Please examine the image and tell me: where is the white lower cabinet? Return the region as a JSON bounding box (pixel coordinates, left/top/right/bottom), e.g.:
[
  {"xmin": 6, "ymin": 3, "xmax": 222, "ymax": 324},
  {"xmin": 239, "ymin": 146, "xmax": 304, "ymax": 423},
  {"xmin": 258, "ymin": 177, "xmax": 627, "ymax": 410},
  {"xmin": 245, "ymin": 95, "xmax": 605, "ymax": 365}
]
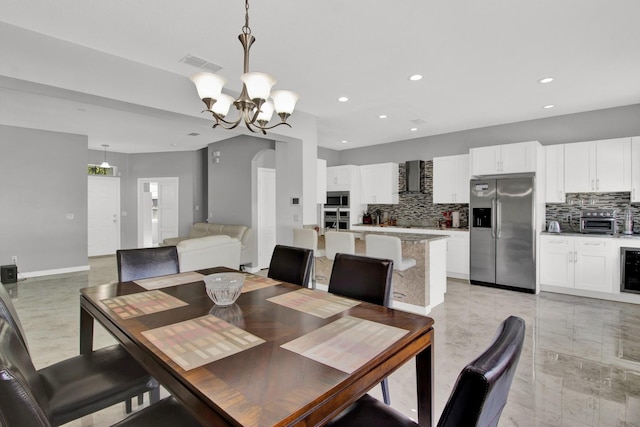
[{"xmin": 540, "ymin": 235, "xmax": 614, "ymax": 293}]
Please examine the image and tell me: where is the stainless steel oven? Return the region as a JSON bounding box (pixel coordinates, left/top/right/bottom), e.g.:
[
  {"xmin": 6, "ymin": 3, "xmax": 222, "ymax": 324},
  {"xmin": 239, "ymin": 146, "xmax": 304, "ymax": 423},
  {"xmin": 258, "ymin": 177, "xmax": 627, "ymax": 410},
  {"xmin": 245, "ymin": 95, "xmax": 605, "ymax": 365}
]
[
  {"xmin": 325, "ymin": 191, "xmax": 349, "ymax": 208},
  {"xmin": 580, "ymin": 209, "xmax": 616, "ymax": 235},
  {"xmin": 324, "ymin": 209, "xmax": 350, "ymax": 230},
  {"xmin": 621, "ymin": 247, "xmax": 640, "ymax": 294}
]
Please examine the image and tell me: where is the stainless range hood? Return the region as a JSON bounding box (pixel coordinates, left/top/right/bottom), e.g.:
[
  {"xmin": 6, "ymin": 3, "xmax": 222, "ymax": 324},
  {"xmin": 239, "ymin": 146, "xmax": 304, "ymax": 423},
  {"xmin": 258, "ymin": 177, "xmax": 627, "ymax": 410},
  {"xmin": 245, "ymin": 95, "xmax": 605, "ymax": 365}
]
[{"xmin": 402, "ymin": 160, "xmax": 424, "ymax": 193}]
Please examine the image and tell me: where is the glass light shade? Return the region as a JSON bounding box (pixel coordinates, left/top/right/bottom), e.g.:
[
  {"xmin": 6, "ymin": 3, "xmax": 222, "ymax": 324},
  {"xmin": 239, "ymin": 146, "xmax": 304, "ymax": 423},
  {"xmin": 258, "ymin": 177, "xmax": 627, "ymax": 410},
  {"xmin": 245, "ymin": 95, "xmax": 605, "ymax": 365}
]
[
  {"xmin": 256, "ymin": 100, "xmax": 274, "ymax": 123},
  {"xmin": 271, "ymin": 90, "xmax": 299, "ymax": 114},
  {"xmin": 211, "ymin": 94, "xmax": 235, "ymax": 117},
  {"xmin": 190, "ymin": 72, "xmax": 227, "ymax": 100},
  {"xmin": 240, "ymin": 72, "xmax": 276, "ymax": 101}
]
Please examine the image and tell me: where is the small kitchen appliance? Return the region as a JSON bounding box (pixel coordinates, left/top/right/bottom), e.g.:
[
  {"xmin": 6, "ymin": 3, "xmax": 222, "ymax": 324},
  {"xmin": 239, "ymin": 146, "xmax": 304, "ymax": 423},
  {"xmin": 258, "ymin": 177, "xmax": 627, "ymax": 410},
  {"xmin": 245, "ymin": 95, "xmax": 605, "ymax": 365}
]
[
  {"xmin": 580, "ymin": 209, "xmax": 616, "ymax": 234},
  {"xmin": 623, "ymin": 208, "xmax": 634, "ymax": 235},
  {"xmin": 547, "ymin": 221, "xmax": 561, "ymax": 233}
]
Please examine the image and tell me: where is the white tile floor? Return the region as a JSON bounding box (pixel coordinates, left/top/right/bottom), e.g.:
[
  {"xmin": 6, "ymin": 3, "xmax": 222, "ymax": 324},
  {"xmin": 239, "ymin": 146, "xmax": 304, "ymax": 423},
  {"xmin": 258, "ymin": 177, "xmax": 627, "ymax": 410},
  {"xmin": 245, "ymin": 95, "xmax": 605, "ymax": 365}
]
[{"xmin": 7, "ymin": 256, "xmax": 640, "ymax": 426}]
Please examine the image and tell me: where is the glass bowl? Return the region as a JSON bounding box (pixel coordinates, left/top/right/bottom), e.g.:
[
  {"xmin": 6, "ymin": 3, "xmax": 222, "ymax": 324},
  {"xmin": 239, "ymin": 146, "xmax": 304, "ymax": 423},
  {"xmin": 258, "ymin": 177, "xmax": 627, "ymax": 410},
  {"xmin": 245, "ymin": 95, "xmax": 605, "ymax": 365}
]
[{"xmin": 204, "ymin": 272, "xmax": 245, "ymax": 306}]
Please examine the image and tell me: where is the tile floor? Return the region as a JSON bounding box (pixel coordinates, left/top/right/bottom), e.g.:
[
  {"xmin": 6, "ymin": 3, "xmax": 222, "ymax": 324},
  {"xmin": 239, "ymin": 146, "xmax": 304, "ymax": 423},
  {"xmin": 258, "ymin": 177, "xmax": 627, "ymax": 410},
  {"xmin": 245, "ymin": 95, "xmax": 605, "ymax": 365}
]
[{"xmin": 6, "ymin": 256, "xmax": 640, "ymax": 427}]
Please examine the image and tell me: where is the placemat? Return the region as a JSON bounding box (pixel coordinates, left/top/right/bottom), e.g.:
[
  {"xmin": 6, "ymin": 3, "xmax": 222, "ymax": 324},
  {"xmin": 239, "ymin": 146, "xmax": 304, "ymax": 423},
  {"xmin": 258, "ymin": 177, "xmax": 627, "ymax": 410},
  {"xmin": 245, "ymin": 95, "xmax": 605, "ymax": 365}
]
[
  {"xmin": 281, "ymin": 316, "xmax": 408, "ymax": 373},
  {"xmin": 101, "ymin": 290, "xmax": 188, "ymax": 319},
  {"xmin": 142, "ymin": 315, "xmax": 265, "ymax": 371},
  {"xmin": 135, "ymin": 272, "xmax": 205, "ymax": 290},
  {"xmin": 242, "ymin": 274, "xmax": 282, "ymax": 293},
  {"xmin": 267, "ymin": 288, "xmax": 360, "ymax": 319}
]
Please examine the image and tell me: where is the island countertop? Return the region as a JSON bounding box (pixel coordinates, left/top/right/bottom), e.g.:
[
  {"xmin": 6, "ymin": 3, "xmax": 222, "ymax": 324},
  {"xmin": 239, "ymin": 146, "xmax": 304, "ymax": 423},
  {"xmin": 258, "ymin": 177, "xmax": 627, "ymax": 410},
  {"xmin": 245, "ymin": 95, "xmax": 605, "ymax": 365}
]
[{"xmin": 349, "ymin": 229, "xmax": 448, "ymax": 244}]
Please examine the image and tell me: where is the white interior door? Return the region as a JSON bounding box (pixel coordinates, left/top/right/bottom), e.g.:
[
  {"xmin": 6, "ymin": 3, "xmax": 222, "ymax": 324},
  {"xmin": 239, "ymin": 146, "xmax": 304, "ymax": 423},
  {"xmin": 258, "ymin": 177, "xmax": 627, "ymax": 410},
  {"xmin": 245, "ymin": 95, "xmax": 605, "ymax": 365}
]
[
  {"xmin": 138, "ymin": 177, "xmax": 179, "ymax": 247},
  {"xmin": 88, "ymin": 176, "xmax": 120, "ymax": 256},
  {"xmin": 257, "ymin": 168, "xmax": 276, "ymax": 269}
]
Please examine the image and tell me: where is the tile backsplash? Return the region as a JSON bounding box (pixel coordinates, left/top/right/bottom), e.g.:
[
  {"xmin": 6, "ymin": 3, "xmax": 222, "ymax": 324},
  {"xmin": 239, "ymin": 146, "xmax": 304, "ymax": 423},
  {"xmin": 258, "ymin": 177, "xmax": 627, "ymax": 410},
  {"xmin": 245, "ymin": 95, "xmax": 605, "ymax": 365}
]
[
  {"xmin": 365, "ymin": 160, "xmax": 469, "ymax": 228},
  {"xmin": 546, "ymin": 192, "xmax": 640, "ymax": 233}
]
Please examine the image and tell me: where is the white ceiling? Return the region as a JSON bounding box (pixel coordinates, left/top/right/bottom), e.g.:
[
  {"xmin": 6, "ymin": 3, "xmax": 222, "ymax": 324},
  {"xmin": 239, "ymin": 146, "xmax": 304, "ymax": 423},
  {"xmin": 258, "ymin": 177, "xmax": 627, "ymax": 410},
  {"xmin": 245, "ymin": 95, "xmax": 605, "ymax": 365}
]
[{"xmin": 1, "ymin": 0, "xmax": 640, "ymax": 153}]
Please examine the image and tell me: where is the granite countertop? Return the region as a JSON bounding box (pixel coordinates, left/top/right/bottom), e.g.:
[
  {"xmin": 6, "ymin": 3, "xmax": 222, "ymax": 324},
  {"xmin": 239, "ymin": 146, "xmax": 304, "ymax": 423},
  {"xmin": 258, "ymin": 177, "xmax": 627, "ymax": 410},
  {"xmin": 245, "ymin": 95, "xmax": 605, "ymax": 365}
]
[
  {"xmin": 352, "ymin": 224, "xmax": 469, "ymax": 232},
  {"xmin": 351, "ymin": 229, "xmax": 448, "ymax": 243},
  {"xmin": 541, "ymin": 231, "xmax": 640, "ymax": 240}
]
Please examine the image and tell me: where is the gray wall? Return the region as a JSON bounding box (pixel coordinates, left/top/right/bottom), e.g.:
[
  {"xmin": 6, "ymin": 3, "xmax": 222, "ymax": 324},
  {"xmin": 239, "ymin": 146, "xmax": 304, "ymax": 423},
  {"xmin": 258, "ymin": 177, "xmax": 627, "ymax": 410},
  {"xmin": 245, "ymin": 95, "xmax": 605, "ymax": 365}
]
[
  {"xmin": 318, "ymin": 146, "xmax": 340, "ymax": 166},
  {"xmin": 0, "ymin": 125, "xmax": 88, "ymax": 272},
  {"xmin": 208, "ymin": 136, "xmax": 275, "ymax": 226},
  {"xmin": 335, "ymin": 104, "xmax": 640, "ymax": 165},
  {"xmin": 88, "ymin": 148, "xmax": 208, "ymax": 249}
]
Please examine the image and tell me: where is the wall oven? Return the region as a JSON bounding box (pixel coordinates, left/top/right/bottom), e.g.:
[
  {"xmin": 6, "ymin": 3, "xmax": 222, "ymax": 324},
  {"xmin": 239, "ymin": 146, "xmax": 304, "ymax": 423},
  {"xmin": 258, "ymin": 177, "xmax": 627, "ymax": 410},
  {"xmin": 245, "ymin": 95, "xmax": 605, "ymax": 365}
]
[
  {"xmin": 580, "ymin": 209, "xmax": 616, "ymax": 235},
  {"xmin": 324, "ymin": 210, "xmax": 350, "ymax": 230},
  {"xmin": 621, "ymin": 247, "xmax": 640, "ymax": 294},
  {"xmin": 325, "ymin": 191, "xmax": 349, "ymax": 208}
]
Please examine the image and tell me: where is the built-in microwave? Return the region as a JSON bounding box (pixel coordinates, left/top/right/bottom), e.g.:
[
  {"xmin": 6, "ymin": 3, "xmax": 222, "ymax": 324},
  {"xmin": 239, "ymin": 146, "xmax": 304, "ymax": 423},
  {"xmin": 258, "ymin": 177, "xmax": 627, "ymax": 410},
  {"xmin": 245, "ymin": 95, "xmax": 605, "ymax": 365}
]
[{"xmin": 325, "ymin": 191, "xmax": 349, "ymax": 207}]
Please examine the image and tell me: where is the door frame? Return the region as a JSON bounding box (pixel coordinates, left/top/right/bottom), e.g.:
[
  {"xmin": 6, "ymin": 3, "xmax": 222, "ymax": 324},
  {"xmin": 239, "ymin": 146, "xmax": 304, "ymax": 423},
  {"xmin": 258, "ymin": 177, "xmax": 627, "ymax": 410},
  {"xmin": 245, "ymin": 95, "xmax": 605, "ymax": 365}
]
[{"xmin": 137, "ymin": 177, "xmax": 179, "ymax": 248}]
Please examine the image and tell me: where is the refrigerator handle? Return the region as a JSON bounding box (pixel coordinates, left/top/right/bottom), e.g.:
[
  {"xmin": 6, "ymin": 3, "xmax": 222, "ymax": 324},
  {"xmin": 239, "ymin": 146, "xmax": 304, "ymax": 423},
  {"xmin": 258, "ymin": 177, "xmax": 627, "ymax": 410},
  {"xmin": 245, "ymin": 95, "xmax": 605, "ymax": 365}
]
[
  {"xmin": 491, "ymin": 198, "xmax": 497, "ymax": 238},
  {"xmin": 496, "ymin": 199, "xmax": 502, "ymax": 239}
]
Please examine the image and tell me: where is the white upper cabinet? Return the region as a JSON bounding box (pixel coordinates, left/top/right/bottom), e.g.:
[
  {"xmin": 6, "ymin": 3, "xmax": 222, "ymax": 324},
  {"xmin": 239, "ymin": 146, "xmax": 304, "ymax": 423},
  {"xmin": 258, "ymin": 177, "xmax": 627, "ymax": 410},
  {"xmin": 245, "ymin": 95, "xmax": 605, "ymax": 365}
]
[
  {"xmin": 326, "ymin": 165, "xmax": 359, "ymax": 191},
  {"xmin": 631, "ymin": 137, "xmax": 640, "ymax": 203},
  {"xmin": 433, "ymin": 154, "xmax": 470, "ymax": 204},
  {"xmin": 564, "ymin": 138, "xmax": 631, "ymax": 193},
  {"xmin": 360, "ymin": 163, "xmax": 399, "ymax": 204},
  {"xmin": 470, "ymin": 141, "xmax": 539, "ymax": 176},
  {"xmin": 545, "ymin": 145, "xmax": 565, "ymax": 203},
  {"xmin": 317, "ymin": 159, "xmax": 327, "ymax": 204}
]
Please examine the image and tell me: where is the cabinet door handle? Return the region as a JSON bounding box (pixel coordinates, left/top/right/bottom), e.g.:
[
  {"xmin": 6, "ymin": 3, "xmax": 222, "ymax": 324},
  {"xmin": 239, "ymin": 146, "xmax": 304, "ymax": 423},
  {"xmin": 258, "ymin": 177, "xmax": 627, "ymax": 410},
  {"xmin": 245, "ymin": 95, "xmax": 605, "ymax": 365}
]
[
  {"xmin": 574, "ymin": 251, "xmax": 578, "ymax": 263},
  {"xmin": 591, "ymin": 179, "xmax": 595, "ymax": 190},
  {"xmin": 583, "ymin": 242, "xmax": 603, "ymax": 246},
  {"xmin": 596, "ymin": 178, "xmax": 600, "ymax": 190},
  {"xmin": 568, "ymin": 251, "xmax": 573, "ymax": 263}
]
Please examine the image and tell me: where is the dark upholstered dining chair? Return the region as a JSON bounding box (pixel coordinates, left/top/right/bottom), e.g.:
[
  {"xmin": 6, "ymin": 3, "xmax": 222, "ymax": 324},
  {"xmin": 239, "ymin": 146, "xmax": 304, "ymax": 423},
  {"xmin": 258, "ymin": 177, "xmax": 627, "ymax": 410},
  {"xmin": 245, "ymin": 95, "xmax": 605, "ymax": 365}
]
[
  {"xmin": 325, "ymin": 316, "xmax": 527, "ymax": 427},
  {"xmin": 328, "ymin": 253, "xmax": 394, "ymax": 405},
  {"xmin": 267, "ymin": 245, "xmax": 314, "ymax": 287},
  {"xmin": 0, "ymin": 318, "xmax": 202, "ymax": 427},
  {"xmin": 0, "ymin": 283, "xmax": 160, "ymax": 425},
  {"xmin": 116, "ymin": 246, "xmax": 180, "ymax": 282}
]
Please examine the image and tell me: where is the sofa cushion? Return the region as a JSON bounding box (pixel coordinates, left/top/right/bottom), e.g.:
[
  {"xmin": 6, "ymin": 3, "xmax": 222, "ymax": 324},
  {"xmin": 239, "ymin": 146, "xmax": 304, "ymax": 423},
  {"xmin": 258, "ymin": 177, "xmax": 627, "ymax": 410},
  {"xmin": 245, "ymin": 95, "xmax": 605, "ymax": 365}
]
[
  {"xmin": 207, "ymin": 224, "xmax": 247, "ymax": 241},
  {"xmin": 188, "ymin": 223, "xmax": 213, "ymax": 239},
  {"xmin": 177, "ymin": 235, "xmax": 241, "ymax": 271}
]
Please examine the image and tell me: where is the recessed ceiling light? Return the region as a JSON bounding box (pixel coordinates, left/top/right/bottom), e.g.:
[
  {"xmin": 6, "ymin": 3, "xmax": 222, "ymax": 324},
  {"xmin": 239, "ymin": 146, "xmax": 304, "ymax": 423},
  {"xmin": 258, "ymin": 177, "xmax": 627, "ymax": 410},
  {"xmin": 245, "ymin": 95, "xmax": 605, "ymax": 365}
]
[
  {"xmin": 409, "ymin": 74, "xmax": 423, "ymax": 81},
  {"xmin": 538, "ymin": 77, "xmax": 554, "ymax": 84},
  {"xmin": 171, "ymin": 143, "xmax": 179, "ymax": 147},
  {"xmin": 187, "ymin": 132, "xmax": 200, "ymax": 136},
  {"xmin": 378, "ymin": 115, "xmax": 388, "ymax": 119},
  {"xmin": 337, "ymin": 96, "xmax": 349, "ymax": 102},
  {"xmin": 341, "ymin": 140, "xmax": 348, "ymax": 144},
  {"xmin": 410, "ymin": 128, "xmax": 418, "ymax": 132},
  {"xmin": 543, "ymin": 104, "xmax": 555, "ymax": 109}
]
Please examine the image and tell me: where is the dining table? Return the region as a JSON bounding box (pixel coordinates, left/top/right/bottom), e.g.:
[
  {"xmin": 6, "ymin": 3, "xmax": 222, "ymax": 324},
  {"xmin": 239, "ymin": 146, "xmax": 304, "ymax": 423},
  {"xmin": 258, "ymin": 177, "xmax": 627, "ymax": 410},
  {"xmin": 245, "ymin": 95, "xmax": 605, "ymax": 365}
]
[{"xmin": 79, "ymin": 267, "xmax": 435, "ymax": 426}]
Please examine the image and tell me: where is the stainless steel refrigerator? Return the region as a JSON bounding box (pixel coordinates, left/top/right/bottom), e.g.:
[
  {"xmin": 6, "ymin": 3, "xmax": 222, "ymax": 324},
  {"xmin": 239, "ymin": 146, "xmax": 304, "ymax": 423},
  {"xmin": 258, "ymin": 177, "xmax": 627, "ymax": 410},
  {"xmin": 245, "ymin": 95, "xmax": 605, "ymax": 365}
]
[{"xmin": 470, "ymin": 176, "xmax": 535, "ymax": 293}]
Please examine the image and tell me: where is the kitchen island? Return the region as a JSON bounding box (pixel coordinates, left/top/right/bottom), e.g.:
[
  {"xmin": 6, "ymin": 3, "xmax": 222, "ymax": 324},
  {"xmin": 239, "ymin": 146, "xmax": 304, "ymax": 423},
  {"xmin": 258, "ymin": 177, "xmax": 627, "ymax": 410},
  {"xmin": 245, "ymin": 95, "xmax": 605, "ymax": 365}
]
[{"xmin": 316, "ymin": 230, "xmax": 448, "ymax": 315}]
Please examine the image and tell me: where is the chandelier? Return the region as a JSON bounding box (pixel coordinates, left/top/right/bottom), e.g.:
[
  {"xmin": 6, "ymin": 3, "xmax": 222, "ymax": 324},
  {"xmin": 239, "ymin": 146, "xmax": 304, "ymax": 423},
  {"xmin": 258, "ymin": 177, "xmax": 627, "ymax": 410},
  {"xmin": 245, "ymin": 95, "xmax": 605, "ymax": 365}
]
[{"xmin": 190, "ymin": 0, "xmax": 299, "ymax": 134}]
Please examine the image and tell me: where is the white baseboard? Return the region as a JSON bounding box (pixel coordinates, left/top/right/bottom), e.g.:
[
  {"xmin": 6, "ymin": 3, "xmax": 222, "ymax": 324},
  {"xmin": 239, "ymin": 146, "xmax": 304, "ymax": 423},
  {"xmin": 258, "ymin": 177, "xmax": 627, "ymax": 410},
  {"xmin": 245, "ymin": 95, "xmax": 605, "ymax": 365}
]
[
  {"xmin": 391, "ymin": 300, "xmax": 431, "ymax": 316},
  {"xmin": 243, "ymin": 265, "xmax": 262, "ymax": 274},
  {"xmin": 20, "ymin": 265, "xmax": 90, "ymax": 278}
]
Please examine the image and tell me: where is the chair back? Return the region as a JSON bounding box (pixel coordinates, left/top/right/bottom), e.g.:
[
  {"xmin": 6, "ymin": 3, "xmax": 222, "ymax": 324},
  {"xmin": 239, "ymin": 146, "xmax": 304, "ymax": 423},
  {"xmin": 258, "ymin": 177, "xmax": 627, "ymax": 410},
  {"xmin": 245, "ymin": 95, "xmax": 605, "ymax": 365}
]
[
  {"xmin": 0, "ymin": 318, "xmax": 53, "ymax": 426},
  {"xmin": 324, "ymin": 231, "xmax": 355, "ymax": 261},
  {"xmin": 267, "ymin": 245, "xmax": 314, "ymax": 287},
  {"xmin": 437, "ymin": 316, "xmax": 526, "ymax": 427},
  {"xmin": 116, "ymin": 246, "xmax": 180, "ymax": 282},
  {"xmin": 0, "ymin": 283, "xmax": 29, "ymax": 352},
  {"xmin": 328, "ymin": 253, "xmax": 393, "ymax": 306},
  {"xmin": 365, "ymin": 234, "xmax": 402, "ymax": 264}
]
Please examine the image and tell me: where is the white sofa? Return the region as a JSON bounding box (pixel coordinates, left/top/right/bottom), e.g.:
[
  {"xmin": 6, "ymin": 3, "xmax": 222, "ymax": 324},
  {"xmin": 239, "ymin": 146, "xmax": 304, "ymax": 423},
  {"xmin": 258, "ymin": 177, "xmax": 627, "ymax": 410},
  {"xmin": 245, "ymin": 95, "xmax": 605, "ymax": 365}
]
[
  {"xmin": 177, "ymin": 235, "xmax": 241, "ymax": 272},
  {"xmin": 162, "ymin": 223, "xmax": 255, "ymax": 266}
]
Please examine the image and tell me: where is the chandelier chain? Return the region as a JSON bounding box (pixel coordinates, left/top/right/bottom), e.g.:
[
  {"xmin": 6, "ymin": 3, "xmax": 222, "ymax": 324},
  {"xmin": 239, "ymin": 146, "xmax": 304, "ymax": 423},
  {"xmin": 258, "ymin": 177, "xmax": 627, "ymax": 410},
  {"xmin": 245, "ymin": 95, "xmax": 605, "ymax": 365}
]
[{"xmin": 242, "ymin": 0, "xmax": 251, "ymax": 35}]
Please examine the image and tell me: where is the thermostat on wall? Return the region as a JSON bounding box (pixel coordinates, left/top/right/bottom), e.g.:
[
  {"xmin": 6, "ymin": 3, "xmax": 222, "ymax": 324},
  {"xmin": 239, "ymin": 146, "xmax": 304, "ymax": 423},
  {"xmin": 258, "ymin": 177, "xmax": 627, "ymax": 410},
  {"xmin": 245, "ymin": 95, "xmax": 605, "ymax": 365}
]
[{"xmin": 291, "ymin": 197, "xmax": 300, "ymax": 205}]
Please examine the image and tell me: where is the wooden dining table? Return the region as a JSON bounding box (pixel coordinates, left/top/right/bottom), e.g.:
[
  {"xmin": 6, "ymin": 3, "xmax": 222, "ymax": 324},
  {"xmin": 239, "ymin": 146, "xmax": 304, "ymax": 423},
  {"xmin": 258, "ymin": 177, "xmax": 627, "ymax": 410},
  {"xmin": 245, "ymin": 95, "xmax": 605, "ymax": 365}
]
[{"xmin": 79, "ymin": 267, "xmax": 435, "ymax": 426}]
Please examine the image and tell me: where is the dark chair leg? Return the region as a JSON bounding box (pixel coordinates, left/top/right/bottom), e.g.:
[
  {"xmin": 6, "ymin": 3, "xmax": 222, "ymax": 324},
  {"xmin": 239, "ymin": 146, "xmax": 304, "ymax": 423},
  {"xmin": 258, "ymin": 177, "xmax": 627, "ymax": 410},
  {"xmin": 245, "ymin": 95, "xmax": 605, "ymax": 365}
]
[
  {"xmin": 150, "ymin": 385, "xmax": 161, "ymax": 404},
  {"xmin": 125, "ymin": 398, "xmax": 132, "ymax": 413},
  {"xmin": 381, "ymin": 378, "xmax": 391, "ymax": 405}
]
